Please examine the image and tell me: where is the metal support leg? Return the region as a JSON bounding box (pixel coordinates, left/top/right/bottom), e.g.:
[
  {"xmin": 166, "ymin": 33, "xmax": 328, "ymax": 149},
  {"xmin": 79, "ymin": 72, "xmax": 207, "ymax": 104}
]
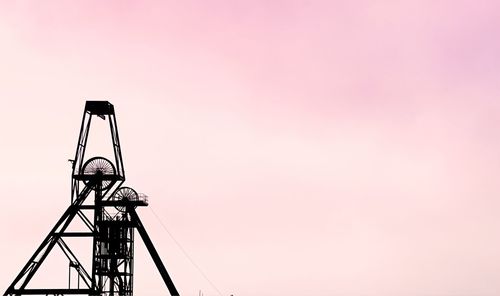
[{"xmin": 129, "ymin": 208, "xmax": 180, "ymax": 296}]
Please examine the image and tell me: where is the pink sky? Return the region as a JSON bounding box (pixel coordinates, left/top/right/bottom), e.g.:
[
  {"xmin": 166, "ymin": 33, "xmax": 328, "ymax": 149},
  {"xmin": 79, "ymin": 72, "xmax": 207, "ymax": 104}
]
[{"xmin": 1, "ymin": 1, "xmax": 500, "ymax": 295}]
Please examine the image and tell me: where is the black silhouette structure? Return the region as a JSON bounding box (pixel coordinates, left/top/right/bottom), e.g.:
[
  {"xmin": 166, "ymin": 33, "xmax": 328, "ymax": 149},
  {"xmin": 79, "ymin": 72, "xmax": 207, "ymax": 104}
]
[{"xmin": 4, "ymin": 101, "xmax": 180, "ymax": 296}]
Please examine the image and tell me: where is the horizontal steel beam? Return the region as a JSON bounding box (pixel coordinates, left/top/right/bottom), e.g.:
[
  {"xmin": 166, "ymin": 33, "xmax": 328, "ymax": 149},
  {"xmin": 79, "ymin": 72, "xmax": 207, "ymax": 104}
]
[
  {"xmin": 6, "ymin": 288, "xmax": 97, "ymax": 295},
  {"xmin": 56, "ymin": 232, "xmax": 95, "ymax": 237}
]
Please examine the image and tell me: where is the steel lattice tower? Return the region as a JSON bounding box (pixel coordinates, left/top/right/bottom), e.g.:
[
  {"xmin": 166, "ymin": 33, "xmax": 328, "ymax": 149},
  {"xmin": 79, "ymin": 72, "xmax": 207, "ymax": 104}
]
[{"xmin": 4, "ymin": 101, "xmax": 180, "ymax": 296}]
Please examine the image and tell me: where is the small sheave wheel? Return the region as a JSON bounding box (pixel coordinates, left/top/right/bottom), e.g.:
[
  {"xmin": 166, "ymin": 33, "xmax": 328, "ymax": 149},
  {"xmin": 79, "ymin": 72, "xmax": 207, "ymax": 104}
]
[
  {"xmin": 82, "ymin": 157, "xmax": 116, "ymax": 190},
  {"xmin": 112, "ymin": 186, "xmax": 138, "ymax": 212}
]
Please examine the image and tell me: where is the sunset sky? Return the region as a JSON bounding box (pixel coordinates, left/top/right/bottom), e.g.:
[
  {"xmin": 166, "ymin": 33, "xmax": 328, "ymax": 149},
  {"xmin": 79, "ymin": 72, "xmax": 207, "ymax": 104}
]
[{"xmin": 1, "ymin": 1, "xmax": 500, "ymax": 296}]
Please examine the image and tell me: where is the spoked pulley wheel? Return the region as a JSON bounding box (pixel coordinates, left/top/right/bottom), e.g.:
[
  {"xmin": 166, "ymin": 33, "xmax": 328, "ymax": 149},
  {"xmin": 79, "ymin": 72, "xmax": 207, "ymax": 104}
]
[
  {"xmin": 111, "ymin": 186, "xmax": 138, "ymax": 212},
  {"xmin": 82, "ymin": 156, "xmax": 116, "ymax": 190}
]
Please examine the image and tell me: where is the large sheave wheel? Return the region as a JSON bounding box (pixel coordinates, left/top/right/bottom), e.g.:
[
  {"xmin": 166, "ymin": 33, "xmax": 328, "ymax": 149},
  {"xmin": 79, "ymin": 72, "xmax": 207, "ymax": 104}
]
[{"xmin": 82, "ymin": 157, "xmax": 116, "ymax": 190}]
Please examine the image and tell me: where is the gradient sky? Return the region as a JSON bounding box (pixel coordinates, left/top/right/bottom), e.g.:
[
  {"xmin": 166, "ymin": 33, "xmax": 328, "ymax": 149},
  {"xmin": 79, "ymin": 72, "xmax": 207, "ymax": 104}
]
[{"xmin": 1, "ymin": 1, "xmax": 500, "ymax": 296}]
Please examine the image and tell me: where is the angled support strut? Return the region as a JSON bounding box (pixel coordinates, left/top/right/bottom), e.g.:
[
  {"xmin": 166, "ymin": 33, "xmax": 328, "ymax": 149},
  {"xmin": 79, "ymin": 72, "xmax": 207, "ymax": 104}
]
[{"xmin": 129, "ymin": 208, "xmax": 180, "ymax": 296}]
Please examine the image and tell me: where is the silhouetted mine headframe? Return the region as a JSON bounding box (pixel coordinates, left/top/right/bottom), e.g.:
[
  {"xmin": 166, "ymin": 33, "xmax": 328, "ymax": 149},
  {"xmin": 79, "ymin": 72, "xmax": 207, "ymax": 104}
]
[{"xmin": 4, "ymin": 101, "xmax": 180, "ymax": 296}]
